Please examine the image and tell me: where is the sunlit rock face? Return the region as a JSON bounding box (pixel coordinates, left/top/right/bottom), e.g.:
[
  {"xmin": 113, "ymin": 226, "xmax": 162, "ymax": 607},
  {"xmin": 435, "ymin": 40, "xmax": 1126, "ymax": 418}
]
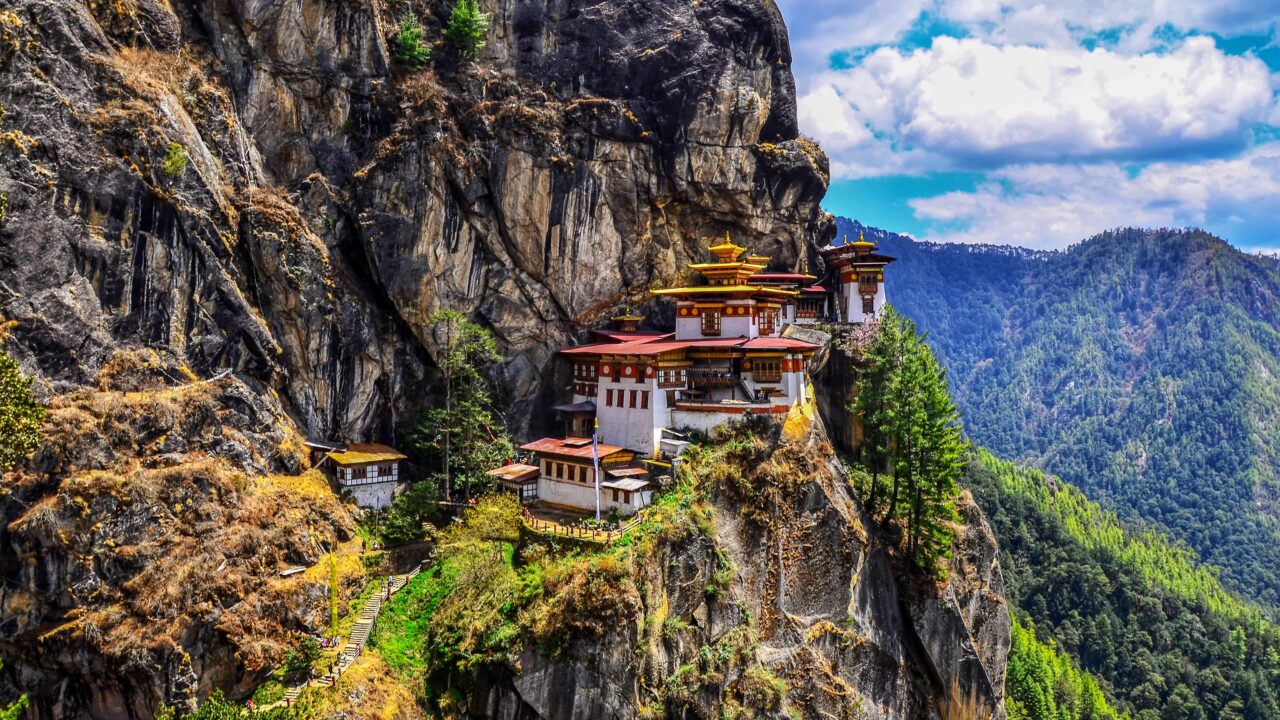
[{"xmin": 0, "ymin": 0, "xmax": 832, "ymax": 443}]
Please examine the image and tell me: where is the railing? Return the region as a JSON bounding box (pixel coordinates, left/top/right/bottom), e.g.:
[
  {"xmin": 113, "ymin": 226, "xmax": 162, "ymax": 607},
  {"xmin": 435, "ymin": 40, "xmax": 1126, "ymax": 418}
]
[{"xmin": 522, "ymin": 512, "xmax": 645, "ymax": 545}]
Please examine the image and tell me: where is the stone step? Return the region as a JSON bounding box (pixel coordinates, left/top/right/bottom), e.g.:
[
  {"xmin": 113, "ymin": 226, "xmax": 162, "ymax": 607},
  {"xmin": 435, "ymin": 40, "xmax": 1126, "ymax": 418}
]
[{"xmin": 251, "ymin": 564, "xmax": 424, "ymax": 709}]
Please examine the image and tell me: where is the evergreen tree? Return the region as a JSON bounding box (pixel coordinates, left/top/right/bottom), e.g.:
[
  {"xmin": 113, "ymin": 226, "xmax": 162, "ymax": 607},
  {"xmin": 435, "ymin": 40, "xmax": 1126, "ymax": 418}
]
[
  {"xmin": 0, "ymin": 327, "xmax": 44, "ymax": 471},
  {"xmin": 849, "ymin": 307, "xmax": 963, "ymax": 572},
  {"xmin": 407, "ymin": 310, "xmax": 512, "ymax": 500},
  {"xmin": 392, "ymin": 12, "xmax": 432, "ymax": 68},
  {"xmin": 444, "ymin": 0, "xmax": 490, "ymax": 61}
]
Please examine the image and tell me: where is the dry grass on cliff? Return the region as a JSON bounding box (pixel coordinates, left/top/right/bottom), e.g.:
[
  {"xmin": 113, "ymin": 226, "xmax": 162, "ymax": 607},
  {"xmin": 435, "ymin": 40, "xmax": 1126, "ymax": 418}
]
[
  {"xmin": 312, "ymin": 652, "xmax": 424, "ymax": 720},
  {"xmin": 111, "ymin": 46, "xmax": 208, "ymax": 102},
  {"xmin": 7, "ymin": 352, "xmax": 360, "ymax": 675}
]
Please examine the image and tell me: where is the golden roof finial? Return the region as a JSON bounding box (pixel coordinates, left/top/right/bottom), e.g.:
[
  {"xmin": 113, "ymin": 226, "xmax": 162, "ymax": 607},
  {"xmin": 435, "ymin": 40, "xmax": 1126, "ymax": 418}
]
[{"xmin": 859, "ymin": 231, "xmax": 865, "ymax": 243}]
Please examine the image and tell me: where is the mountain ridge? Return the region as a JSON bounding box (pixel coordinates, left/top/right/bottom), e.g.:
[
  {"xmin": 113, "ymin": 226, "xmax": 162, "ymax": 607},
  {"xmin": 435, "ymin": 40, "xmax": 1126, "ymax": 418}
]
[{"xmin": 838, "ymin": 216, "xmax": 1280, "ymax": 608}]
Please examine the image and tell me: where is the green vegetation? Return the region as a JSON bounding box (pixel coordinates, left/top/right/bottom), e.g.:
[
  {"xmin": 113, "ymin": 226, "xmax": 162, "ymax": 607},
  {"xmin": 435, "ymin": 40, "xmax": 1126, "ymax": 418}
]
[
  {"xmin": 443, "ymin": 0, "xmax": 489, "ymax": 61},
  {"xmin": 157, "ymin": 690, "xmax": 307, "ymax": 718},
  {"xmin": 966, "ymin": 449, "xmax": 1280, "ymax": 720},
  {"xmin": 371, "ymin": 437, "xmax": 790, "ymax": 714},
  {"xmin": 408, "ymin": 310, "xmax": 512, "ymax": 499},
  {"xmin": 864, "ymin": 221, "xmax": 1280, "ymax": 607},
  {"xmin": 161, "ymin": 142, "xmax": 188, "ymax": 176},
  {"xmin": 391, "ymin": 12, "xmax": 432, "ymax": 68},
  {"xmin": 0, "ymin": 332, "xmax": 44, "ymax": 471},
  {"xmin": 1007, "ymin": 615, "xmax": 1130, "ymax": 720},
  {"xmin": 851, "ymin": 306, "xmax": 964, "ymax": 574},
  {"xmin": 386, "ymin": 311, "xmax": 512, "ymax": 543}
]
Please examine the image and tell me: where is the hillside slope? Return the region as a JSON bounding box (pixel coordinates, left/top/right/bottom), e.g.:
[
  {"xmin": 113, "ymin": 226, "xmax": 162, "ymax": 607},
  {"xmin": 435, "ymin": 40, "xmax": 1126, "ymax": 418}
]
[
  {"xmin": 965, "ymin": 450, "xmax": 1280, "ymax": 720},
  {"xmin": 839, "ymin": 218, "xmax": 1280, "ymax": 607}
]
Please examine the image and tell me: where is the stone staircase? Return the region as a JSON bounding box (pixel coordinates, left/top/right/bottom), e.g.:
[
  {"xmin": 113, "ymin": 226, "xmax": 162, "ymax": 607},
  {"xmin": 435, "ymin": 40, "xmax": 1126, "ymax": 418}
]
[{"xmin": 268, "ymin": 565, "xmax": 422, "ymax": 710}]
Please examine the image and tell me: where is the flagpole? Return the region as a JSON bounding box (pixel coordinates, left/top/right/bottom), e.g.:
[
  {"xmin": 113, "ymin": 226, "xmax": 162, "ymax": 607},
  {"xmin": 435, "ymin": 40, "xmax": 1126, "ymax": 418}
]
[{"xmin": 592, "ymin": 417, "xmax": 602, "ymax": 523}]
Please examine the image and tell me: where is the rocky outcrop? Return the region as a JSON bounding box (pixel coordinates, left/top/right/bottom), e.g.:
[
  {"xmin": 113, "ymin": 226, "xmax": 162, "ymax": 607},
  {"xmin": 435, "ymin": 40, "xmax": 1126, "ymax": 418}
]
[
  {"xmin": 0, "ymin": 351, "xmax": 363, "ymax": 718},
  {"xmin": 0, "ymin": 0, "xmax": 831, "ymax": 441},
  {"xmin": 474, "ymin": 413, "xmax": 1009, "ymax": 720},
  {"xmin": 0, "ymin": 0, "xmax": 1010, "ymax": 717}
]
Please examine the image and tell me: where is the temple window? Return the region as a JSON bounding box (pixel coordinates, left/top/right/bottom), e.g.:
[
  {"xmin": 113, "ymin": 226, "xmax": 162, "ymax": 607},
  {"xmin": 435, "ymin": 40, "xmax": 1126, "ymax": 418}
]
[
  {"xmin": 754, "ymin": 359, "xmax": 781, "ymax": 383},
  {"xmin": 701, "ymin": 310, "xmax": 721, "ymax": 336}
]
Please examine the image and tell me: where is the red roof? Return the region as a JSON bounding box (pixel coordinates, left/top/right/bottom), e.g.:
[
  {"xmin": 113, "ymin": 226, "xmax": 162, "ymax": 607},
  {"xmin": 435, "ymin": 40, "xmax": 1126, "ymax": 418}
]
[
  {"xmin": 801, "ymin": 285, "xmax": 828, "ymax": 293},
  {"xmin": 520, "ymin": 437, "xmax": 627, "ymax": 459},
  {"xmin": 561, "ymin": 336, "xmax": 816, "ymax": 356},
  {"xmin": 741, "ymin": 337, "xmax": 820, "ymax": 350},
  {"xmin": 487, "ymin": 463, "xmax": 540, "ymax": 483}
]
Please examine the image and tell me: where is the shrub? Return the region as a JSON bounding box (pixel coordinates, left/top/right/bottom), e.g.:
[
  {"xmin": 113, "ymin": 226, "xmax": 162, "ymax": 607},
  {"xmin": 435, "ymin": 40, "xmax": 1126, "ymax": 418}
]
[
  {"xmin": 444, "ymin": 0, "xmax": 489, "ymax": 61},
  {"xmin": 161, "ymin": 142, "xmax": 188, "ymax": 176},
  {"xmin": 737, "ymin": 665, "xmax": 788, "ymax": 711},
  {"xmin": 283, "ymin": 635, "xmax": 321, "ymax": 679},
  {"xmin": 0, "ymin": 345, "xmax": 44, "ymax": 471},
  {"xmin": 392, "ymin": 12, "xmax": 432, "ymax": 68}
]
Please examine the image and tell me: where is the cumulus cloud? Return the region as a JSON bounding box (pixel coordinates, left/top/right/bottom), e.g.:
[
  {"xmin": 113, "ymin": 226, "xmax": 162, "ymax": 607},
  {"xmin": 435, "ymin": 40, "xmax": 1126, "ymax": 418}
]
[
  {"xmin": 799, "ymin": 36, "xmax": 1277, "ymax": 174},
  {"xmin": 907, "ymin": 144, "xmax": 1280, "ymax": 249},
  {"xmin": 776, "ymin": 0, "xmax": 1280, "ymax": 63}
]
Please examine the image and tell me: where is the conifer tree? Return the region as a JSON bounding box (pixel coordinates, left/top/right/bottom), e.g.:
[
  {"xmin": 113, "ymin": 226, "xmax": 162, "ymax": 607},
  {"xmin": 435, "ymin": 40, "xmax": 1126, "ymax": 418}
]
[
  {"xmin": 392, "ymin": 12, "xmax": 432, "ymax": 68},
  {"xmin": 407, "ymin": 310, "xmax": 512, "ymax": 500},
  {"xmin": 0, "ymin": 326, "xmax": 44, "ymax": 471},
  {"xmin": 849, "ymin": 307, "xmax": 963, "ymax": 573},
  {"xmin": 444, "ymin": 0, "xmax": 490, "ymax": 61}
]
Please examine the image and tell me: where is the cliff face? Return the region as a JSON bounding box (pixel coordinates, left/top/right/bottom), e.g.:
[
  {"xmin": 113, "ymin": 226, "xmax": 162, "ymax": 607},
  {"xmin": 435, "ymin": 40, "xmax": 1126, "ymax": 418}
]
[
  {"xmin": 0, "ymin": 0, "xmax": 1008, "ymax": 717},
  {"xmin": 474, "ymin": 414, "xmax": 1009, "ymax": 720},
  {"xmin": 0, "ymin": 0, "xmax": 831, "ymax": 441}
]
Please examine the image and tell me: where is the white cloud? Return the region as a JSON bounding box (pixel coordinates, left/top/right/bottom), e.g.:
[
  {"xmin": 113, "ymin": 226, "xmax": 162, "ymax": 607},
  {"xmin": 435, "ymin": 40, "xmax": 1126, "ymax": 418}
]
[
  {"xmin": 907, "ymin": 144, "xmax": 1280, "ymax": 249},
  {"xmin": 799, "ymin": 36, "xmax": 1277, "ymax": 176},
  {"xmin": 774, "ymin": 0, "xmax": 931, "ymax": 83}
]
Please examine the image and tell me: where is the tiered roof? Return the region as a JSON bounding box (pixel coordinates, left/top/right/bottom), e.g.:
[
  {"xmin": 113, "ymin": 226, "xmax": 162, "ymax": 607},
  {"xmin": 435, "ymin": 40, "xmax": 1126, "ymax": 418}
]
[
  {"xmin": 821, "ymin": 232, "xmax": 897, "ymax": 267},
  {"xmin": 651, "ymin": 235, "xmax": 799, "ymax": 300}
]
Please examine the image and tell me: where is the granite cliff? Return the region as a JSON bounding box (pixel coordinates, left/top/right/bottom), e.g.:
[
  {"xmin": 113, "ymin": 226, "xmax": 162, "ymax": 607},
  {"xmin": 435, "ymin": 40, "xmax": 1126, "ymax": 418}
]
[{"xmin": 0, "ymin": 0, "xmax": 1008, "ymax": 717}]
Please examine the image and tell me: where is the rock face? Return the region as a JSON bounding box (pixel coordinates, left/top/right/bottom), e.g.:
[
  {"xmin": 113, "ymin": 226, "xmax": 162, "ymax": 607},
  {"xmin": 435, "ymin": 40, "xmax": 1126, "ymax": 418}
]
[
  {"xmin": 0, "ymin": 0, "xmax": 831, "ymax": 441},
  {"xmin": 0, "ymin": 351, "xmax": 362, "ymax": 718},
  {"xmin": 472, "ymin": 413, "xmax": 1009, "ymax": 720},
  {"xmin": 0, "ymin": 0, "xmax": 1007, "ymax": 717}
]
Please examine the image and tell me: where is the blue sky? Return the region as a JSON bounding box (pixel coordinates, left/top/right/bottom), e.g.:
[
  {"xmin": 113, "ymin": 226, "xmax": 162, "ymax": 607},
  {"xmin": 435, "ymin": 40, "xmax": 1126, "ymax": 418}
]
[{"xmin": 773, "ymin": 0, "xmax": 1280, "ymax": 252}]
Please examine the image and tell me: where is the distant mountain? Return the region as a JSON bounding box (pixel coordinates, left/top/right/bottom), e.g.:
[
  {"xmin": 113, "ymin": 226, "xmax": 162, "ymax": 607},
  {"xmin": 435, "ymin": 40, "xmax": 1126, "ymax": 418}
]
[{"xmin": 836, "ymin": 218, "xmax": 1280, "ymax": 608}]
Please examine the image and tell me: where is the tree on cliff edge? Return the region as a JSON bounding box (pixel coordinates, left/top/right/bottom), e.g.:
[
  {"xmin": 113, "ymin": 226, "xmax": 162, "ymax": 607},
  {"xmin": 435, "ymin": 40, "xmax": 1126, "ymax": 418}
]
[
  {"xmin": 444, "ymin": 0, "xmax": 490, "ymax": 61},
  {"xmin": 0, "ymin": 323, "xmax": 44, "ymax": 471},
  {"xmin": 851, "ymin": 307, "xmax": 963, "ymax": 574}
]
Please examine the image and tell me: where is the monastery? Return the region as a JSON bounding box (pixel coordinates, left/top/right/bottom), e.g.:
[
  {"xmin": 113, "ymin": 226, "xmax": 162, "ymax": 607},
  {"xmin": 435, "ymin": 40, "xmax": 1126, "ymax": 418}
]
[{"xmin": 491, "ymin": 233, "xmax": 896, "ymax": 517}]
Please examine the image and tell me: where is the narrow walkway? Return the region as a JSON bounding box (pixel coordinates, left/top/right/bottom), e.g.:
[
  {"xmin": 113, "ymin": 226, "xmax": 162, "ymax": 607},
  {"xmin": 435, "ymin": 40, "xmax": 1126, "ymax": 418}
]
[{"xmin": 261, "ymin": 564, "xmax": 422, "ymax": 711}]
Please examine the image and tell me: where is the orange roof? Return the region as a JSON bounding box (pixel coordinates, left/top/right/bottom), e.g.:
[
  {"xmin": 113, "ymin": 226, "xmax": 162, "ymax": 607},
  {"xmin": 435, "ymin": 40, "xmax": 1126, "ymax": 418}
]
[
  {"xmin": 521, "ymin": 437, "xmax": 627, "ymax": 459},
  {"xmin": 326, "ymin": 443, "xmax": 408, "ymax": 466},
  {"xmin": 488, "ymin": 463, "xmax": 540, "ymax": 483}
]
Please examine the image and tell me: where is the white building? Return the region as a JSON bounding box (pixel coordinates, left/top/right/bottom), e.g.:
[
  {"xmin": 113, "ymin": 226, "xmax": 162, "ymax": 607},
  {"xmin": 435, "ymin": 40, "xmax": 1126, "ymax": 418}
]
[{"xmin": 316, "ymin": 443, "xmax": 407, "ymax": 510}]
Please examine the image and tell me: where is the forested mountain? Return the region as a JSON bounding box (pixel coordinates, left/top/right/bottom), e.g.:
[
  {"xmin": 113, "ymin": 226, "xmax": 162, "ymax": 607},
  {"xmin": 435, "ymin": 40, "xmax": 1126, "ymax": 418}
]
[
  {"xmin": 965, "ymin": 450, "xmax": 1280, "ymax": 720},
  {"xmin": 836, "ymin": 218, "xmax": 1280, "ymax": 608}
]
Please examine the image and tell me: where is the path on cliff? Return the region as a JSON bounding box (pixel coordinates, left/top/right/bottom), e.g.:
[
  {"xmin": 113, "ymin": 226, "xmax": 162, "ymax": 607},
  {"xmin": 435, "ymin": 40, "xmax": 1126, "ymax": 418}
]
[{"xmin": 261, "ymin": 564, "xmax": 422, "ymax": 712}]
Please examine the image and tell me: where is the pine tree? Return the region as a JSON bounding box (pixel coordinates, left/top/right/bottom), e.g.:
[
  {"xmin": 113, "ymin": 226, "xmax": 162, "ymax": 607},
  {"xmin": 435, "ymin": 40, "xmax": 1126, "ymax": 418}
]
[
  {"xmin": 392, "ymin": 11, "xmax": 432, "ymax": 68},
  {"xmin": 0, "ymin": 328, "xmax": 44, "ymax": 471},
  {"xmin": 849, "ymin": 307, "xmax": 963, "ymax": 573},
  {"xmin": 407, "ymin": 310, "xmax": 512, "ymax": 501},
  {"xmin": 444, "ymin": 0, "xmax": 490, "ymax": 61}
]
